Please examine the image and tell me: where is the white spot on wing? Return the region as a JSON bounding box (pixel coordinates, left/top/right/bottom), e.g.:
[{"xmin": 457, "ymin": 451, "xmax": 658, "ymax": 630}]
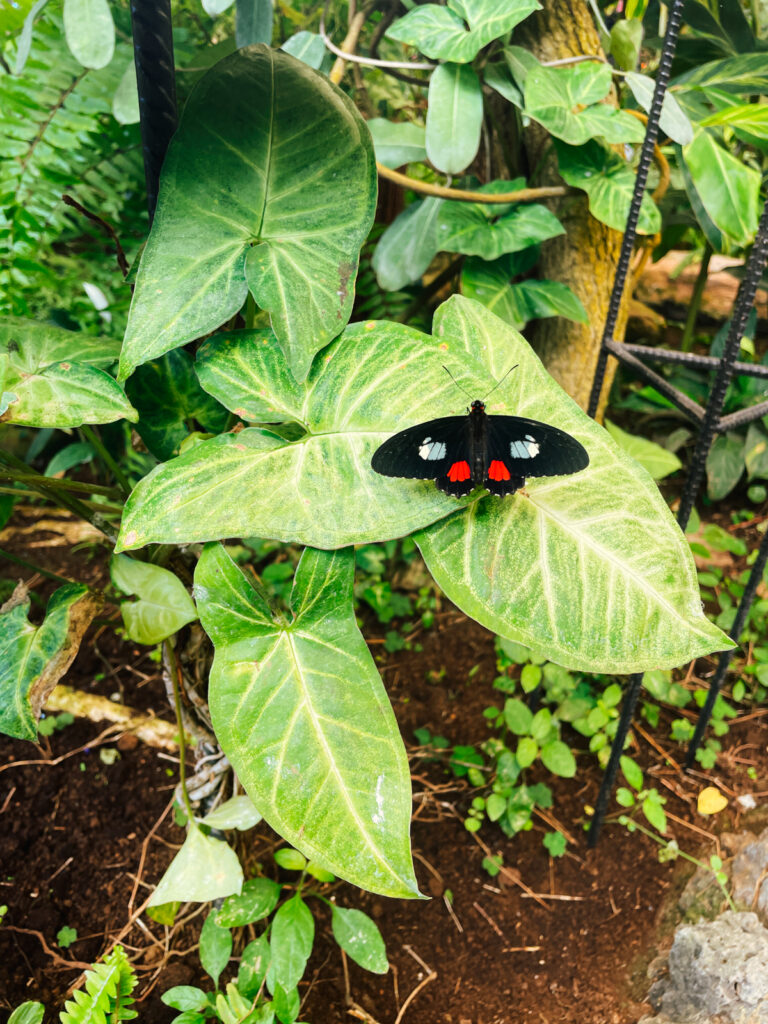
[
  {"xmin": 419, "ymin": 437, "xmax": 446, "ymax": 461},
  {"xmin": 510, "ymin": 436, "xmax": 540, "ymax": 459}
]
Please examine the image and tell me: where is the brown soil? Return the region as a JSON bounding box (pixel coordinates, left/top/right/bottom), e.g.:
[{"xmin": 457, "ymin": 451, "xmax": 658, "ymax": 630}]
[{"xmin": 1, "ymin": 534, "xmax": 767, "ymax": 1024}]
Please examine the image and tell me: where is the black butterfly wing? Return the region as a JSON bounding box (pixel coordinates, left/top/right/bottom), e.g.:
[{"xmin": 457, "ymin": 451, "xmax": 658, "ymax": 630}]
[
  {"xmin": 484, "ymin": 415, "xmax": 589, "ymax": 496},
  {"xmin": 371, "ymin": 416, "xmax": 476, "ymax": 497}
]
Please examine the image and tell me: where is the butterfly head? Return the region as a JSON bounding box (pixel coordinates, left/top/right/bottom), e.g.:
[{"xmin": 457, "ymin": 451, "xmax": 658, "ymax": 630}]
[{"xmin": 470, "ymin": 399, "xmax": 485, "ymax": 412}]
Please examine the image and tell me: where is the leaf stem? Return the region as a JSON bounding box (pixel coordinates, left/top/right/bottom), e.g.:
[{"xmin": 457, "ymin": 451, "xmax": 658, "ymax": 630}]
[
  {"xmin": 0, "ymin": 485, "xmax": 123, "ymax": 512},
  {"xmin": 0, "ymin": 451, "xmax": 118, "ymax": 543},
  {"xmin": 165, "ymin": 638, "xmax": 195, "ymax": 823},
  {"xmin": 0, "ymin": 472, "xmax": 121, "ymax": 498},
  {"xmin": 680, "ymin": 243, "xmax": 714, "ymax": 353},
  {"xmin": 79, "ymin": 424, "xmax": 133, "ymax": 496},
  {"xmin": 617, "ymin": 815, "xmax": 736, "ymax": 910},
  {"xmin": 0, "ymin": 546, "xmax": 79, "ymax": 585}
]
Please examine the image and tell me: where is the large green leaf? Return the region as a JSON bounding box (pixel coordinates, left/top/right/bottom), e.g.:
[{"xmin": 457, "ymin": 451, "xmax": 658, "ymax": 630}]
[
  {"xmin": 0, "ymin": 584, "xmax": 100, "ymax": 741},
  {"xmin": 436, "ymin": 188, "xmax": 564, "ymax": 259},
  {"xmin": 675, "ymin": 54, "xmax": 768, "ymax": 93},
  {"xmin": 372, "ymin": 198, "xmax": 443, "ymax": 291},
  {"xmin": 523, "ymin": 62, "xmax": 645, "ymax": 145},
  {"xmin": 194, "ymin": 544, "xmax": 419, "ymax": 898},
  {"xmin": 63, "ymin": 0, "xmax": 114, "ymax": 69},
  {"xmin": 426, "ymin": 62, "xmax": 483, "ymax": 174},
  {"xmin": 367, "ymin": 118, "xmax": 427, "ymax": 169},
  {"xmin": 117, "ymin": 322, "xmax": 476, "ymax": 551},
  {"xmin": 125, "ymin": 349, "xmax": 230, "ymax": 460},
  {"xmin": 677, "ymin": 143, "xmax": 726, "ymax": 251},
  {"xmin": 0, "ymin": 317, "xmax": 135, "ymax": 427},
  {"xmin": 624, "ymin": 73, "xmax": 694, "ymax": 145},
  {"xmin": 411, "ymin": 299, "xmax": 732, "ymax": 674},
  {"xmin": 604, "ymin": 420, "xmax": 682, "ymax": 481},
  {"xmin": 121, "ymin": 295, "xmax": 731, "ymax": 674},
  {"xmin": 701, "ymin": 102, "xmax": 768, "ymax": 141},
  {"xmin": 554, "ymin": 139, "xmax": 661, "ymax": 235},
  {"xmin": 682, "ymin": 129, "xmax": 760, "ymax": 248},
  {"xmin": 386, "ymin": 0, "xmax": 540, "ymax": 62},
  {"xmin": 461, "ymin": 254, "xmax": 586, "ymax": 329},
  {"xmin": 0, "ymin": 319, "xmax": 120, "ymax": 366},
  {"xmin": 706, "ymin": 431, "xmax": 744, "ymax": 499},
  {"xmin": 118, "ymin": 46, "xmax": 376, "ymax": 383}
]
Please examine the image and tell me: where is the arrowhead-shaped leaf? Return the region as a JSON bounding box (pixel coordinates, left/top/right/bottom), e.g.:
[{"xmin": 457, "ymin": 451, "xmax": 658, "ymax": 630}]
[
  {"xmin": 117, "ymin": 322, "xmax": 473, "ymax": 551},
  {"xmin": 118, "ymin": 45, "xmax": 376, "ymax": 383},
  {"xmin": 0, "ymin": 318, "xmax": 136, "ymax": 427},
  {"xmin": 194, "ymin": 544, "xmax": 419, "ymax": 898},
  {"xmin": 0, "ymin": 584, "xmax": 101, "ymax": 740},
  {"xmin": 387, "ymin": 0, "xmax": 540, "ymax": 63},
  {"xmin": 436, "ymin": 185, "xmax": 564, "ymax": 259},
  {"xmin": 554, "ymin": 139, "xmax": 661, "ymax": 235},
  {"xmin": 412, "ymin": 298, "xmax": 733, "ymax": 673},
  {"xmin": 120, "ymin": 293, "xmax": 732, "ymax": 674}
]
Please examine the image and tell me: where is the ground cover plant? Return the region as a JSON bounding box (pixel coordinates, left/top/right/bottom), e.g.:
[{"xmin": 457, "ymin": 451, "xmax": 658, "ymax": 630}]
[{"xmin": 1, "ymin": 0, "xmax": 767, "ymax": 1020}]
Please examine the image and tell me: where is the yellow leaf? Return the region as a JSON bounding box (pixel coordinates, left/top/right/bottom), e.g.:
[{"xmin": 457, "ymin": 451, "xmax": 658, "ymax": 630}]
[{"xmin": 698, "ymin": 786, "xmax": 727, "ymax": 815}]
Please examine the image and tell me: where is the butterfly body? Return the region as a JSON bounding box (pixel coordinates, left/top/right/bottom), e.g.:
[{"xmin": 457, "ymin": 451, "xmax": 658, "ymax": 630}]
[{"xmin": 372, "ymin": 399, "xmax": 589, "ymax": 498}]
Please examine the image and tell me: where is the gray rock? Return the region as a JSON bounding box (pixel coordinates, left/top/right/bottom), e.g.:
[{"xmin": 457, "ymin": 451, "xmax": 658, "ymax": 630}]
[
  {"xmin": 639, "ymin": 912, "xmax": 768, "ymax": 1024},
  {"xmin": 732, "ymin": 827, "xmax": 768, "ymax": 925}
]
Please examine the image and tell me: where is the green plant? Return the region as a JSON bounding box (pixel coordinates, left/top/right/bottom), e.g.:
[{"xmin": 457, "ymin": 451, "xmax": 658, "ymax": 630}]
[
  {"xmin": 0, "ymin": 4, "xmax": 736, "ymax": 919},
  {"xmin": 617, "ymin": 815, "xmax": 736, "ymax": 912},
  {"xmin": 156, "ymin": 838, "xmax": 387, "ymax": 1024},
  {"xmin": 7, "ymin": 945, "xmax": 137, "ymax": 1024}
]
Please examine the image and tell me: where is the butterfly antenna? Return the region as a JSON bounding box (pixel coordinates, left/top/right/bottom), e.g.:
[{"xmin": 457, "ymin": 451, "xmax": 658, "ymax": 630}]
[
  {"xmin": 482, "ymin": 363, "xmax": 519, "ymax": 401},
  {"xmin": 442, "ymin": 365, "xmax": 474, "ymax": 400}
]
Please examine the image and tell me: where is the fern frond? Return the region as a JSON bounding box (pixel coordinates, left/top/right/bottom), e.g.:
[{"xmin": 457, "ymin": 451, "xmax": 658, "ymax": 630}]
[
  {"xmin": 0, "ymin": 10, "xmax": 146, "ymax": 327},
  {"xmin": 59, "ymin": 946, "xmax": 138, "ymax": 1024}
]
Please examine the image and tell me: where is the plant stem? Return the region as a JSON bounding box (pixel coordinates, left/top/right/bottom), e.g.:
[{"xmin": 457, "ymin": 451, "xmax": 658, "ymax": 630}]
[
  {"xmin": 79, "ymin": 425, "xmax": 132, "ymax": 496},
  {"xmin": 377, "ymin": 164, "xmax": 572, "ymax": 204},
  {"xmin": 165, "ymin": 639, "xmax": 195, "ymax": 823},
  {"xmin": 0, "ymin": 473, "xmax": 121, "ymax": 497},
  {"xmin": 0, "ymin": 486, "xmax": 123, "ymax": 512},
  {"xmin": 0, "ymin": 546, "xmax": 79, "ymax": 585},
  {"xmin": 619, "ymin": 816, "xmax": 736, "ymax": 911},
  {"xmin": 0, "ymin": 450, "xmax": 119, "ymax": 543},
  {"xmin": 680, "ymin": 243, "xmax": 713, "ymax": 353}
]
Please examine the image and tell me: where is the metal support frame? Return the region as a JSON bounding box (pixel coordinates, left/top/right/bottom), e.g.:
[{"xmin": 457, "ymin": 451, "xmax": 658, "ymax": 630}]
[
  {"xmin": 586, "ymin": 1, "xmax": 768, "ymax": 843},
  {"xmin": 586, "ymin": 0, "xmax": 685, "ymax": 847},
  {"xmin": 130, "ymin": 0, "xmax": 178, "ymax": 222}
]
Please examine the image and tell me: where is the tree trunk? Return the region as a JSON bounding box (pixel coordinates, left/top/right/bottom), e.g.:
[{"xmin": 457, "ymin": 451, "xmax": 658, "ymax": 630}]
[{"xmin": 517, "ymin": 0, "xmax": 627, "ymax": 417}]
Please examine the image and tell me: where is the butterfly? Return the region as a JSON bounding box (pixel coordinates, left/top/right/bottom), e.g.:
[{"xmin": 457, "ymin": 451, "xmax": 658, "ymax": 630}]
[{"xmin": 371, "ymin": 398, "xmax": 589, "ymax": 498}]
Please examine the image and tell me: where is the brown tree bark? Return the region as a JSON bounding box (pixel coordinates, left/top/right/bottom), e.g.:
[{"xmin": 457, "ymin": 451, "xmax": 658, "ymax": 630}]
[{"xmin": 517, "ymin": 0, "xmax": 627, "ymax": 416}]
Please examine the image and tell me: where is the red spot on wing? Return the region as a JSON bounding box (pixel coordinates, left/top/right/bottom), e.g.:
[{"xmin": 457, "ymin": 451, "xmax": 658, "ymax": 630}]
[
  {"xmin": 448, "ymin": 461, "xmax": 471, "ymax": 483},
  {"xmin": 488, "ymin": 460, "xmax": 511, "ymax": 482}
]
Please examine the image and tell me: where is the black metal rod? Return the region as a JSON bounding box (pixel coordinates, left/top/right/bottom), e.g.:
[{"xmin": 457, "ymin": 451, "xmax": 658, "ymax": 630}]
[
  {"xmin": 677, "ymin": 201, "xmax": 768, "ymax": 532},
  {"xmin": 718, "ymin": 399, "xmax": 768, "ymax": 432},
  {"xmin": 586, "ymin": 0, "xmax": 685, "ymax": 419},
  {"xmin": 620, "ymin": 343, "xmax": 768, "ymax": 380},
  {"xmin": 130, "ymin": 0, "xmax": 178, "ymax": 222},
  {"xmin": 685, "ymin": 525, "xmax": 768, "ymax": 767},
  {"xmin": 605, "ymin": 340, "xmax": 705, "ymax": 424},
  {"xmin": 587, "ymin": 672, "xmax": 643, "ymax": 847}
]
